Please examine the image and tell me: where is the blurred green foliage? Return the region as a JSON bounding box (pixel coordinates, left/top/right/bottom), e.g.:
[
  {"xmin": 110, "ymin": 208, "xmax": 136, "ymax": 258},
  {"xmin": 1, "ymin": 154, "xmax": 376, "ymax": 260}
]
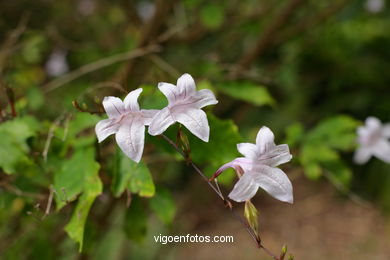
[{"xmin": 0, "ymin": 0, "xmax": 389, "ymax": 258}]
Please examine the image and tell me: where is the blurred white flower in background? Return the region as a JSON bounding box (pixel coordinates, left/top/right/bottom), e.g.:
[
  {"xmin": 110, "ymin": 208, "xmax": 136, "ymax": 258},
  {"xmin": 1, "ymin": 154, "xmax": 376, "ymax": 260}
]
[
  {"xmin": 354, "ymin": 117, "xmax": 390, "ymax": 164},
  {"xmin": 45, "ymin": 49, "xmax": 69, "ymax": 77},
  {"xmin": 136, "ymin": 1, "xmax": 156, "ymax": 21},
  {"xmin": 365, "ymin": 0, "xmax": 385, "ymax": 13}
]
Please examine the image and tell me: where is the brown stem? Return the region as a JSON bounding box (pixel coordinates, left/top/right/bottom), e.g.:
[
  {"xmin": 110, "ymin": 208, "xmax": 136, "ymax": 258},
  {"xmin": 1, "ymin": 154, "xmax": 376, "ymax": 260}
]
[
  {"xmin": 237, "ymin": 0, "xmax": 305, "ymax": 70},
  {"xmin": 160, "ymin": 134, "xmax": 281, "ymax": 259}
]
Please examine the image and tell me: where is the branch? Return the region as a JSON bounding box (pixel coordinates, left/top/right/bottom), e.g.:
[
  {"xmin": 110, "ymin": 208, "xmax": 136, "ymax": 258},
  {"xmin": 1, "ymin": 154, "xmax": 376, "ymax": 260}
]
[
  {"xmin": 160, "ymin": 134, "xmax": 281, "ymax": 259},
  {"xmin": 273, "ymin": 0, "xmax": 350, "ymax": 45}
]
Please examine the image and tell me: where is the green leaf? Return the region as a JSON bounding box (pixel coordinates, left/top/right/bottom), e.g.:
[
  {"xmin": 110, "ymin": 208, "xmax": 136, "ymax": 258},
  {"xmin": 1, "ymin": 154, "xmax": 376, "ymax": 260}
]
[
  {"xmin": 124, "ymin": 196, "xmax": 147, "ymax": 243},
  {"xmin": 322, "ymin": 160, "xmax": 352, "ymax": 188},
  {"xmin": 128, "ymin": 161, "xmax": 155, "ymax": 197},
  {"xmin": 111, "ymin": 150, "xmax": 155, "ymax": 198},
  {"xmin": 67, "ymin": 113, "xmax": 100, "ymax": 140},
  {"xmin": 149, "ymin": 188, "xmax": 176, "ymax": 226},
  {"xmin": 0, "ymin": 116, "xmax": 39, "ymax": 174},
  {"xmin": 63, "ymin": 148, "xmax": 102, "ymax": 252},
  {"xmin": 284, "ymin": 122, "xmax": 304, "ymax": 148},
  {"xmin": 215, "ymin": 82, "xmax": 275, "ymax": 106},
  {"xmin": 306, "ymin": 115, "xmax": 359, "ymax": 151},
  {"xmin": 200, "ymin": 4, "xmax": 225, "ymax": 29},
  {"xmin": 300, "ymin": 144, "xmax": 339, "ymax": 180},
  {"xmin": 54, "ymin": 148, "xmax": 101, "ymax": 210},
  {"xmin": 302, "ymin": 162, "xmax": 322, "ymax": 180}
]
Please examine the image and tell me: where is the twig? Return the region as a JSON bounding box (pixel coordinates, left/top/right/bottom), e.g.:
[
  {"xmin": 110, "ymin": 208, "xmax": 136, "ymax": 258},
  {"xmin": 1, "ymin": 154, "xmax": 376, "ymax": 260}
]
[
  {"xmin": 41, "ymin": 185, "xmax": 54, "ymax": 220},
  {"xmin": 123, "ymin": 0, "xmax": 176, "ymax": 87},
  {"xmin": 160, "ymin": 134, "xmax": 224, "ymax": 200},
  {"xmin": 42, "ymin": 113, "xmax": 66, "ymax": 162},
  {"xmin": 0, "ymin": 181, "xmax": 45, "ymax": 200},
  {"xmin": 273, "ymin": 0, "xmax": 349, "ymax": 45},
  {"xmin": 43, "ymin": 44, "xmax": 161, "ymax": 93},
  {"xmin": 0, "ymin": 13, "xmax": 30, "ymax": 74},
  {"xmin": 149, "ymin": 54, "xmax": 180, "ymax": 77}
]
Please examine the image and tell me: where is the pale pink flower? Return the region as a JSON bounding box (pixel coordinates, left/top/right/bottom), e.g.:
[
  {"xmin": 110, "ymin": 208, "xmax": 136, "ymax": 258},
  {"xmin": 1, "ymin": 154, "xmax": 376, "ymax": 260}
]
[
  {"xmin": 95, "ymin": 88, "xmax": 157, "ymax": 162},
  {"xmin": 148, "ymin": 73, "xmax": 218, "ymax": 142}
]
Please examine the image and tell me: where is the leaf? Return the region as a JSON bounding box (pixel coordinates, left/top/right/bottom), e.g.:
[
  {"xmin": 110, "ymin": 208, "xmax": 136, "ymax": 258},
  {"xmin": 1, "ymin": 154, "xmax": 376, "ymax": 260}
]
[
  {"xmin": 63, "ymin": 148, "xmax": 102, "ymax": 252},
  {"xmin": 128, "ymin": 162, "xmax": 155, "ymax": 197},
  {"xmin": 149, "ymin": 188, "xmax": 176, "ymax": 226},
  {"xmin": 124, "ymin": 196, "xmax": 147, "ymax": 243},
  {"xmin": 302, "ymin": 162, "xmax": 322, "ymax": 180},
  {"xmin": 111, "ymin": 150, "xmax": 155, "ymax": 198},
  {"xmin": 200, "ymin": 4, "xmax": 225, "ymax": 29},
  {"xmin": 67, "ymin": 113, "xmax": 100, "ymax": 140},
  {"xmin": 0, "ymin": 116, "xmax": 39, "ymax": 174},
  {"xmin": 284, "ymin": 123, "xmax": 304, "ymax": 148},
  {"xmin": 300, "ymin": 144, "xmax": 339, "ymax": 180},
  {"xmin": 54, "ymin": 148, "xmax": 101, "ymax": 210},
  {"xmin": 215, "ymin": 82, "xmax": 275, "ymax": 106}
]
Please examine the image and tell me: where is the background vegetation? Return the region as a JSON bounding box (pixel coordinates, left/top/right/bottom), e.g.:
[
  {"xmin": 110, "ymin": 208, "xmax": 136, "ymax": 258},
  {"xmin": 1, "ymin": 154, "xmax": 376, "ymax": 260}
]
[{"xmin": 0, "ymin": 0, "xmax": 389, "ymax": 259}]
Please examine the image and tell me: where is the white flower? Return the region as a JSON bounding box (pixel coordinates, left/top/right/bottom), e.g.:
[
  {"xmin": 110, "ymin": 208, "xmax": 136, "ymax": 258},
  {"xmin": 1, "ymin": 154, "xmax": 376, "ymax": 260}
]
[
  {"xmin": 354, "ymin": 117, "xmax": 390, "ymax": 164},
  {"xmin": 95, "ymin": 88, "xmax": 157, "ymax": 163},
  {"xmin": 148, "ymin": 73, "xmax": 218, "ymax": 142},
  {"xmin": 213, "ymin": 126, "xmax": 293, "ymax": 203},
  {"xmin": 45, "ymin": 49, "xmax": 68, "ymax": 77}
]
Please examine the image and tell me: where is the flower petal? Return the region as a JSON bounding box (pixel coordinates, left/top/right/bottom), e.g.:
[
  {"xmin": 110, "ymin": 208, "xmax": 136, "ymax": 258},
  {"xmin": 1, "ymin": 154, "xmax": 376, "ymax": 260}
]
[
  {"xmin": 177, "ymin": 73, "xmax": 196, "ymax": 98},
  {"xmin": 141, "ymin": 109, "xmax": 159, "ymax": 126},
  {"xmin": 353, "ymin": 147, "xmax": 372, "ymax": 164},
  {"xmin": 250, "ymin": 165, "xmax": 293, "ymax": 203},
  {"xmin": 256, "ymin": 126, "xmax": 276, "ymax": 153},
  {"xmin": 192, "ymin": 89, "xmax": 218, "ymax": 109},
  {"xmin": 258, "ymin": 144, "xmax": 292, "ymax": 167},
  {"xmin": 366, "ymin": 116, "xmax": 381, "ymax": 129},
  {"xmin": 174, "ymin": 107, "xmax": 210, "ymax": 142},
  {"xmin": 115, "ymin": 116, "xmax": 145, "ymax": 163},
  {"xmin": 158, "ymin": 82, "xmax": 179, "ymax": 104},
  {"xmin": 148, "ymin": 107, "xmax": 175, "ymax": 136},
  {"xmin": 95, "ymin": 118, "xmax": 119, "ymax": 142},
  {"xmin": 103, "ymin": 96, "xmax": 125, "ymax": 118},
  {"xmin": 372, "ymin": 139, "xmax": 390, "ymax": 163},
  {"xmin": 123, "ymin": 88, "xmax": 142, "ymax": 111},
  {"xmin": 212, "ymin": 157, "xmax": 252, "ymax": 179},
  {"xmin": 228, "ymin": 173, "xmax": 259, "ymax": 202},
  {"xmin": 237, "ymin": 143, "xmax": 258, "ymax": 160}
]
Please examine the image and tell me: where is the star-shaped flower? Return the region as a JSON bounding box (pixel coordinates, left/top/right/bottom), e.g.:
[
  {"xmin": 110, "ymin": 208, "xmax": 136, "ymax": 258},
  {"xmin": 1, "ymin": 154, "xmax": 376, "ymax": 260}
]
[
  {"xmin": 95, "ymin": 88, "xmax": 157, "ymax": 162},
  {"xmin": 148, "ymin": 73, "xmax": 218, "ymax": 142},
  {"xmin": 212, "ymin": 126, "xmax": 293, "ymax": 203},
  {"xmin": 354, "ymin": 116, "xmax": 390, "ymax": 164}
]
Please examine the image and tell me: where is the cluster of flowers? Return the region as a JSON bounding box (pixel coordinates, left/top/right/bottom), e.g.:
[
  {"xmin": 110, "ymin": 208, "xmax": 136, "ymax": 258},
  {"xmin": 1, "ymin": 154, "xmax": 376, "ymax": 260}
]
[{"xmin": 95, "ymin": 73, "xmax": 390, "ymax": 205}]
